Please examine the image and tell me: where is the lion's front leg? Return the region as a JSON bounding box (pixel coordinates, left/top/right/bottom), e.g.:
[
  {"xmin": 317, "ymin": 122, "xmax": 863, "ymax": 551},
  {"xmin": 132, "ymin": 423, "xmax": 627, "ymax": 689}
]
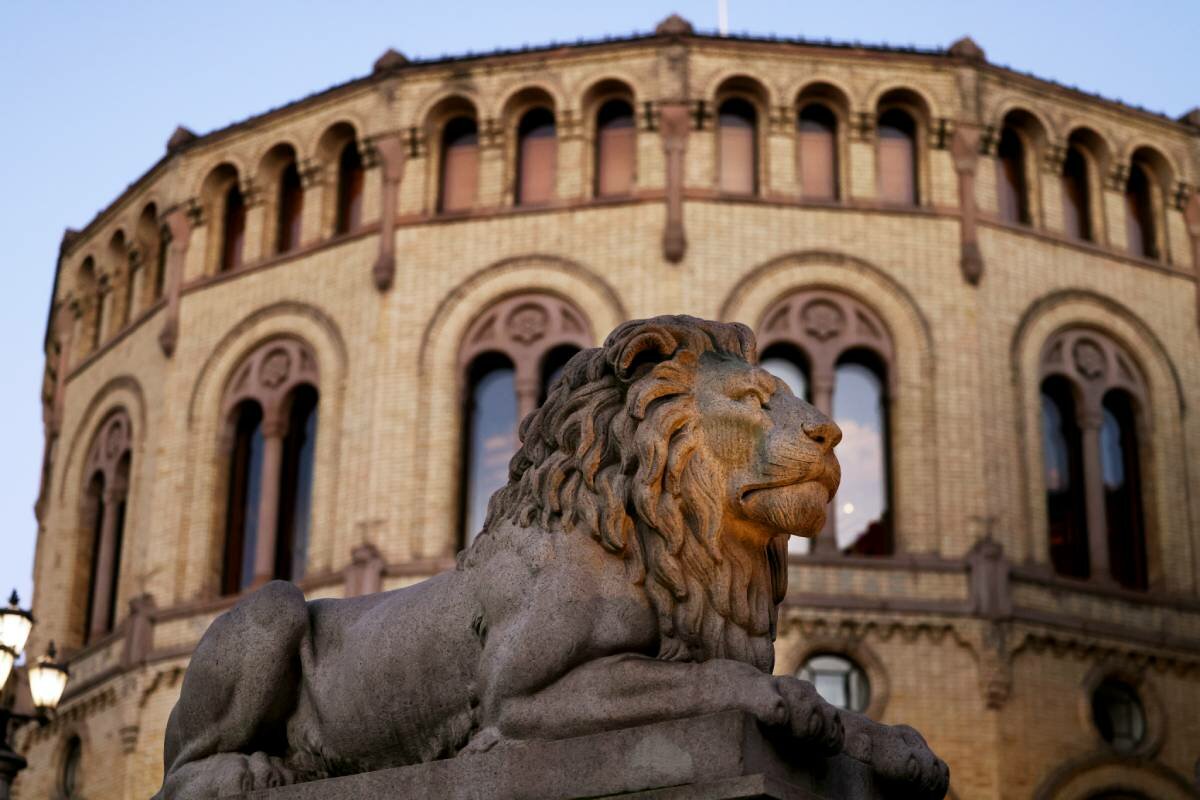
[
  {"xmin": 839, "ymin": 710, "xmax": 949, "ymax": 799},
  {"xmin": 473, "ymin": 653, "xmax": 842, "ymax": 755}
]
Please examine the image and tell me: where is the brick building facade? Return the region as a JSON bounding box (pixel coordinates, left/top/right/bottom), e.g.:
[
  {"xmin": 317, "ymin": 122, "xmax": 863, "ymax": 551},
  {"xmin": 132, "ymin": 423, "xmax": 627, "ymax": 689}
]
[{"xmin": 14, "ymin": 16, "xmax": 1200, "ymax": 799}]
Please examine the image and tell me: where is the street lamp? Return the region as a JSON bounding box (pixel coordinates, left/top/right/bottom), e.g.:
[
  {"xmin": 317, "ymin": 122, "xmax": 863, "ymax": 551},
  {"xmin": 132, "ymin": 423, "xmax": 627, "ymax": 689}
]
[{"xmin": 0, "ymin": 590, "xmax": 69, "ymax": 800}]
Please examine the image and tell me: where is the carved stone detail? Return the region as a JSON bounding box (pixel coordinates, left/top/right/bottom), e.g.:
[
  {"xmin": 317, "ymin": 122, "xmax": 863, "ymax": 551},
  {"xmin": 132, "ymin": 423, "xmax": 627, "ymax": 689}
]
[
  {"xmin": 222, "ymin": 338, "xmax": 319, "ymax": 423},
  {"xmin": 1071, "ymin": 339, "xmax": 1106, "ymax": 380},
  {"xmin": 84, "ymin": 409, "xmax": 133, "ymax": 488}
]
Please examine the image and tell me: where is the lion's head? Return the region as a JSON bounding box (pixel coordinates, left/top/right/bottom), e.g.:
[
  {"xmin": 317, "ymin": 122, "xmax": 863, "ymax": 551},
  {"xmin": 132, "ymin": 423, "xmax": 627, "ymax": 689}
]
[{"xmin": 481, "ymin": 315, "xmax": 840, "ymax": 669}]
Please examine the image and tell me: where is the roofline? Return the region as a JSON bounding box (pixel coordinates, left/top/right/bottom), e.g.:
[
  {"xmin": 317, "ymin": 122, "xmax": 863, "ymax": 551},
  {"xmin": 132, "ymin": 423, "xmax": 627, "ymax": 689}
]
[{"xmin": 59, "ymin": 26, "xmax": 1198, "ymax": 261}]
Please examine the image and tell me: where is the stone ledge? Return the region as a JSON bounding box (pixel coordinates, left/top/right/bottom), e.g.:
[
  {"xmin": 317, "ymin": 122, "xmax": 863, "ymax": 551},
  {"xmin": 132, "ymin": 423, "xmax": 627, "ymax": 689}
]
[{"xmin": 231, "ymin": 711, "xmax": 897, "ymax": 799}]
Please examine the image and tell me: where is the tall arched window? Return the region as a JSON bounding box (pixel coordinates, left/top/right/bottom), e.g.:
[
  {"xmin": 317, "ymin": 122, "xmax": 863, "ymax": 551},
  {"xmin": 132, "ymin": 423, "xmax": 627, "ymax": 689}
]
[
  {"xmin": 757, "ymin": 291, "xmax": 894, "ymax": 556},
  {"xmin": 516, "ymin": 108, "xmax": 557, "ymax": 206},
  {"xmin": 1062, "ymin": 145, "xmax": 1092, "ymax": 241},
  {"xmin": 221, "ymin": 183, "xmax": 246, "ymax": 272},
  {"xmin": 79, "ymin": 410, "xmax": 133, "ymax": 643},
  {"xmin": 996, "ymin": 126, "xmax": 1030, "ymax": 225},
  {"xmin": 877, "ymin": 109, "xmax": 917, "ymax": 205},
  {"xmin": 440, "ymin": 116, "xmax": 480, "ymax": 213},
  {"xmin": 595, "ymin": 99, "xmax": 635, "ymax": 197},
  {"xmin": 798, "ymin": 104, "xmax": 838, "ymax": 200},
  {"xmin": 276, "ymin": 161, "xmax": 304, "ymax": 254},
  {"xmin": 458, "ymin": 294, "xmax": 593, "ymax": 546},
  {"xmin": 1124, "ymin": 163, "xmax": 1158, "ymax": 259},
  {"xmin": 718, "ymin": 98, "xmax": 757, "ymax": 195},
  {"xmin": 335, "ymin": 141, "xmax": 365, "ymax": 233},
  {"xmin": 1101, "ymin": 391, "xmax": 1147, "ymax": 590},
  {"xmin": 1039, "ymin": 329, "xmax": 1150, "ymax": 589},
  {"xmin": 1041, "ymin": 376, "xmax": 1089, "ymax": 578},
  {"xmin": 221, "ymin": 339, "xmax": 320, "ymax": 594}
]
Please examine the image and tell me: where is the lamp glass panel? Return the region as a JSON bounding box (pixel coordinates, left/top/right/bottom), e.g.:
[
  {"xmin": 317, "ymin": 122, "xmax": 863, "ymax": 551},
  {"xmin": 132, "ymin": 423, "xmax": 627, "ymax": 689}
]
[
  {"xmin": 0, "ymin": 647, "xmax": 13, "ymax": 690},
  {"xmin": 0, "ymin": 608, "xmax": 32, "ymax": 654},
  {"xmin": 28, "ymin": 660, "xmax": 68, "ymax": 710}
]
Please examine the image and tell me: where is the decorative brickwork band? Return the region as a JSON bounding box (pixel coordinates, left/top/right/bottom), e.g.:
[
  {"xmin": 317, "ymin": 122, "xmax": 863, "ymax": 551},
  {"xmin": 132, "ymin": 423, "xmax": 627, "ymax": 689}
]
[
  {"xmin": 158, "ymin": 205, "xmax": 193, "ymax": 357},
  {"xmin": 660, "ymin": 102, "xmax": 689, "ymax": 263},
  {"xmin": 951, "ymin": 125, "xmax": 984, "ymax": 285},
  {"xmin": 370, "ymin": 131, "xmax": 407, "ymax": 291}
]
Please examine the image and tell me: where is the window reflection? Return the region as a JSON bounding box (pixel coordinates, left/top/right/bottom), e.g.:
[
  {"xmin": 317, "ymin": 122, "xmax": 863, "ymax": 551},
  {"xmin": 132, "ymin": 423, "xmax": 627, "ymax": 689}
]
[
  {"xmin": 517, "ymin": 108, "xmax": 557, "ymax": 205},
  {"xmin": 1102, "ymin": 391, "xmax": 1147, "ymax": 590},
  {"xmin": 595, "ymin": 100, "xmax": 635, "ymax": 197},
  {"xmin": 224, "ymin": 401, "xmax": 265, "ymax": 595},
  {"xmin": 718, "ymin": 98, "xmax": 757, "ymax": 195},
  {"xmin": 1061, "ymin": 145, "xmax": 1091, "ymax": 241},
  {"xmin": 1041, "ymin": 377, "xmax": 1089, "ymax": 579},
  {"xmin": 877, "ymin": 109, "xmax": 916, "ymax": 205},
  {"xmin": 996, "ymin": 126, "xmax": 1029, "ymax": 225},
  {"xmin": 798, "ymin": 653, "xmax": 870, "ymax": 712},
  {"xmin": 440, "ymin": 116, "xmax": 480, "ymax": 213},
  {"xmin": 463, "ymin": 356, "xmax": 518, "ymax": 544},
  {"xmin": 335, "ymin": 141, "xmax": 364, "ymax": 233},
  {"xmin": 278, "ymin": 386, "xmax": 318, "ymax": 582},
  {"xmin": 798, "ymin": 104, "xmax": 838, "ymax": 200},
  {"xmin": 833, "ymin": 357, "xmax": 890, "ymax": 554}
]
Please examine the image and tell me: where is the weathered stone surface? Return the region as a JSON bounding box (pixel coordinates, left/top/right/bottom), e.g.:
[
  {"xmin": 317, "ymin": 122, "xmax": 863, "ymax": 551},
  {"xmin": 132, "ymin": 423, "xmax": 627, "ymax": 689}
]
[{"xmin": 230, "ymin": 712, "xmax": 892, "ymax": 799}]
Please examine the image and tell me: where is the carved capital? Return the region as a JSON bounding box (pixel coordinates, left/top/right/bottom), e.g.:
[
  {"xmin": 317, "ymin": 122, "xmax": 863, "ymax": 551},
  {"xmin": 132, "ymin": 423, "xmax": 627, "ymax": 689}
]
[
  {"xmin": 158, "ymin": 318, "xmax": 178, "ymax": 357},
  {"xmin": 849, "ymin": 111, "xmax": 874, "ymax": 142},
  {"xmin": 1042, "ymin": 141, "xmax": 1067, "ymax": 174},
  {"xmin": 960, "ymin": 242, "xmax": 984, "ymax": 285},
  {"xmin": 1106, "ymin": 162, "xmax": 1130, "ymax": 191},
  {"xmin": 298, "ymin": 158, "xmax": 324, "ymax": 188}
]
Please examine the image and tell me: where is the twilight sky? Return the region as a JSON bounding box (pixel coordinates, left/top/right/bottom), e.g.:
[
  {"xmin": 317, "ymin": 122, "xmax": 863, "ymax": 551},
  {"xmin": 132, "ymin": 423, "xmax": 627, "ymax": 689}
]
[{"xmin": 0, "ymin": 0, "xmax": 1195, "ymax": 612}]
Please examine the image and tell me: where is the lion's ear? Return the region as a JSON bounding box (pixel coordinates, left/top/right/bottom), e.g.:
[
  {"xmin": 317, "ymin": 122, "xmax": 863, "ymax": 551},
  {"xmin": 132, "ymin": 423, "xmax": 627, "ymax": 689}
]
[{"xmin": 613, "ymin": 329, "xmax": 679, "ymax": 381}]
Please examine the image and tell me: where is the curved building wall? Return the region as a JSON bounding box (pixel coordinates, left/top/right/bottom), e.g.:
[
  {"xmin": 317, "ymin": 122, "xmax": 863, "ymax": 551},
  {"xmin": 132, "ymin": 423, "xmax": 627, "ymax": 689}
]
[{"xmin": 16, "ymin": 22, "xmax": 1200, "ymax": 800}]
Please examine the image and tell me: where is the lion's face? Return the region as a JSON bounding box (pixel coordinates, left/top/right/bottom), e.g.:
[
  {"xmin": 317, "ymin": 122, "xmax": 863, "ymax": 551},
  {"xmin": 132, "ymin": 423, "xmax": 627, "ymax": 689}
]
[{"xmin": 692, "ymin": 352, "xmax": 841, "ymax": 547}]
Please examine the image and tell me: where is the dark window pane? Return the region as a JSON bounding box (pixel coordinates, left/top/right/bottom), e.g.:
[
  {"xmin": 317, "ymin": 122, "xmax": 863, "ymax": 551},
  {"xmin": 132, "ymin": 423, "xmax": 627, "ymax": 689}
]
[
  {"xmin": 221, "ymin": 184, "xmax": 246, "ymax": 272},
  {"xmin": 798, "ymin": 654, "xmax": 870, "ymax": 713},
  {"xmin": 1042, "ymin": 377, "xmax": 1089, "ymax": 578},
  {"xmin": 877, "ymin": 109, "xmax": 916, "ymax": 205},
  {"xmin": 62, "ymin": 737, "xmax": 81, "ymax": 796},
  {"xmin": 1062, "ymin": 146, "xmax": 1092, "ymax": 241},
  {"xmin": 82, "ymin": 474, "xmax": 105, "ymax": 643},
  {"xmin": 718, "ymin": 98, "xmax": 757, "ymax": 195},
  {"xmin": 154, "ymin": 228, "xmax": 169, "ymax": 300},
  {"xmin": 277, "ymin": 162, "xmax": 304, "ymax": 254},
  {"xmin": 463, "ymin": 356, "xmax": 518, "ymax": 544},
  {"xmin": 277, "ymin": 386, "xmax": 319, "ymax": 582},
  {"xmin": 834, "ymin": 357, "xmax": 891, "ymax": 554},
  {"xmin": 336, "ymin": 142, "xmax": 364, "ymax": 233},
  {"xmin": 223, "ymin": 401, "xmax": 265, "ymax": 595},
  {"xmin": 517, "ymin": 108, "xmax": 556, "ymax": 205},
  {"xmin": 596, "ymin": 100, "xmax": 635, "ymax": 197},
  {"xmin": 1102, "ymin": 392, "xmax": 1147, "ymax": 590},
  {"xmin": 441, "ymin": 116, "xmax": 480, "ymax": 212},
  {"xmin": 1125, "ymin": 164, "xmax": 1157, "ymax": 259},
  {"xmin": 1091, "ymin": 679, "xmax": 1146, "ymax": 753},
  {"xmin": 540, "ymin": 345, "xmax": 580, "ymax": 404},
  {"xmin": 798, "ymin": 104, "xmax": 837, "ymax": 200},
  {"xmin": 996, "ymin": 126, "xmax": 1030, "ymax": 224}
]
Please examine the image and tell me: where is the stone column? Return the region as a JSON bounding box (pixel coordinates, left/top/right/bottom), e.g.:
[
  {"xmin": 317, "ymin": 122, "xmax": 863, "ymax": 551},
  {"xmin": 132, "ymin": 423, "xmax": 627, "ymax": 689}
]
[
  {"xmin": 158, "ymin": 205, "xmax": 193, "ymax": 357},
  {"xmin": 298, "ymin": 159, "xmax": 325, "ymax": 247},
  {"xmin": 951, "ymin": 125, "xmax": 984, "ymax": 284},
  {"xmin": 1078, "ymin": 409, "xmax": 1111, "ymax": 583},
  {"xmin": 660, "ymin": 102, "xmax": 689, "ymax": 263},
  {"xmin": 252, "ymin": 416, "xmax": 289, "ymax": 587},
  {"xmin": 88, "ymin": 486, "xmax": 124, "ymax": 638},
  {"xmin": 241, "ymin": 179, "xmax": 267, "ymax": 264},
  {"xmin": 370, "ymin": 132, "xmax": 407, "ymax": 291},
  {"xmin": 810, "ymin": 368, "xmax": 838, "ymax": 553}
]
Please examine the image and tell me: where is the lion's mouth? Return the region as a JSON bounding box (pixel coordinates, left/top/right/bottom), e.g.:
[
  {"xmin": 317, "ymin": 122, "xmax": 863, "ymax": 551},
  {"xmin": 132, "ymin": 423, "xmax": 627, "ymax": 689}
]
[{"xmin": 738, "ymin": 463, "xmax": 839, "ymax": 504}]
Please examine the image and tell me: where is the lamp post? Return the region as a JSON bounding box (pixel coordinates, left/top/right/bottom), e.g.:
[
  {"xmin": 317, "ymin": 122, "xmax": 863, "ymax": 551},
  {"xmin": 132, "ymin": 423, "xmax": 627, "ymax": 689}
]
[{"xmin": 0, "ymin": 590, "xmax": 69, "ymax": 800}]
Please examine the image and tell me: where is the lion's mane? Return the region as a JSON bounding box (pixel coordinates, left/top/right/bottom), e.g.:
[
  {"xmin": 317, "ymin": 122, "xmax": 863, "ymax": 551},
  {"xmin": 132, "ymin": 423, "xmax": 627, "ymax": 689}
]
[{"xmin": 476, "ymin": 315, "xmax": 779, "ymax": 669}]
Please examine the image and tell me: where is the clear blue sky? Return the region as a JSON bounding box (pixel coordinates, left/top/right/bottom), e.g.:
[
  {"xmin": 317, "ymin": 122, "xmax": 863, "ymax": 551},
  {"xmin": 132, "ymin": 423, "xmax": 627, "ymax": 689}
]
[{"xmin": 0, "ymin": 1, "xmax": 1195, "ymax": 613}]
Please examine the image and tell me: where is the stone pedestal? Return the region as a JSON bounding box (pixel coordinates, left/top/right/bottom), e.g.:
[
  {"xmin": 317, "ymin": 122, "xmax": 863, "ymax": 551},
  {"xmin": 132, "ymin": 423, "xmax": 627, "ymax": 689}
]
[{"xmin": 233, "ymin": 711, "xmax": 900, "ymax": 799}]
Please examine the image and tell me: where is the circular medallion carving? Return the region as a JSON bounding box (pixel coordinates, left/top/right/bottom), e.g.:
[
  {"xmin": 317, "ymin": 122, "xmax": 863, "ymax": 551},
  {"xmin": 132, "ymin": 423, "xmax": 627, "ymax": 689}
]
[
  {"xmin": 507, "ymin": 305, "xmax": 549, "ymax": 344},
  {"xmin": 1072, "ymin": 339, "xmax": 1106, "ymax": 380},
  {"xmin": 801, "ymin": 300, "xmax": 845, "ymax": 342},
  {"xmin": 260, "ymin": 348, "xmax": 293, "ymax": 389}
]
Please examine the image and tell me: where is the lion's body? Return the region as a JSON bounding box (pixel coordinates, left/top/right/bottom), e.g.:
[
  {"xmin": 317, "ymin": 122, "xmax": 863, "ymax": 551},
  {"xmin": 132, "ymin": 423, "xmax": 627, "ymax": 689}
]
[{"xmin": 156, "ymin": 316, "xmax": 948, "ymax": 799}]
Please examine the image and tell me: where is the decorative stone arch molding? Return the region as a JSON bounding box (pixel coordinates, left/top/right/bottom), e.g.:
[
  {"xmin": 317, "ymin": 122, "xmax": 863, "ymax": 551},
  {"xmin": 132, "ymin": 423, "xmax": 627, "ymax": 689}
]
[
  {"xmin": 1011, "ymin": 291, "xmax": 1193, "ymax": 592},
  {"xmin": 1032, "ymin": 753, "xmax": 1197, "ymax": 800},
  {"xmin": 719, "ymin": 251, "xmax": 940, "ymax": 555},
  {"xmin": 412, "ymin": 255, "xmax": 625, "ymax": 560},
  {"xmin": 178, "ymin": 302, "xmax": 347, "ymax": 603}
]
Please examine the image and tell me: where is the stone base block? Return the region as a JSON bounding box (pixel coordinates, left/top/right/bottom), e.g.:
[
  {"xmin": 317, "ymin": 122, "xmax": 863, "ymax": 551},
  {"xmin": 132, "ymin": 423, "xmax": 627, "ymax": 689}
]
[{"xmin": 232, "ymin": 711, "xmax": 903, "ymax": 799}]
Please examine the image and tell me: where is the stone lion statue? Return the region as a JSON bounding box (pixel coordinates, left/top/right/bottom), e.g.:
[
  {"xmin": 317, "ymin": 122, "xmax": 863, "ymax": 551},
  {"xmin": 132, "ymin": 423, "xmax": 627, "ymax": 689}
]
[{"xmin": 156, "ymin": 315, "xmax": 948, "ymax": 799}]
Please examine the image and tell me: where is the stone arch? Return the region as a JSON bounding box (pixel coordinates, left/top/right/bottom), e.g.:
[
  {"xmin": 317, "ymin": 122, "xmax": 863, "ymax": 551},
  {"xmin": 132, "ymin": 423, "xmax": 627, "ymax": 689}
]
[
  {"xmin": 411, "ymin": 255, "xmax": 625, "ymax": 559},
  {"xmin": 1032, "ymin": 752, "xmax": 1196, "ymax": 800},
  {"xmin": 986, "ymin": 99, "xmax": 1059, "ymax": 144},
  {"xmin": 305, "ymin": 113, "xmax": 369, "ymax": 160},
  {"xmin": 703, "ymin": 69, "xmax": 776, "ymax": 109},
  {"xmin": 48, "ymin": 722, "xmax": 92, "ymax": 800},
  {"xmin": 720, "ymin": 250, "xmax": 939, "ymax": 555},
  {"xmin": 178, "ymin": 302, "xmax": 347, "ymax": 603},
  {"xmin": 1010, "ymin": 290, "xmax": 1193, "ymax": 590},
  {"xmin": 414, "ymin": 89, "xmax": 484, "ymax": 133},
  {"xmin": 495, "ymin": 80, "xmax": 565, "ymax": 121},
  {"xmin": 1118, "ymin": 141, "xmax": 1181, "ymax": 189},
  {"xmin": 863, "ymin": 81, "xmax": 942, "ymax": 123},
  {"xmin": 191, "ymin": 155, "xmax": 249, "ymax": 200},
  {"xmin": 579, "ymin": 76, "xmax": 639, "ymax": 198},
  {"xmin": 789, "ymin": 76, "xmax": 856, "ymax": 112},
  {"xmin": 58, "ymin": 376, "xmax": 147, "ymax": 507}
]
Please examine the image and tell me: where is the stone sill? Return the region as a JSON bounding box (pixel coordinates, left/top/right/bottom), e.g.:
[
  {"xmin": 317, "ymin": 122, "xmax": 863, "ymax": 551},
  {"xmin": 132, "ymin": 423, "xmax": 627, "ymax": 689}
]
[{"xmin": 229, "ymin": 711, "xmax": 897, "ymax": 799}]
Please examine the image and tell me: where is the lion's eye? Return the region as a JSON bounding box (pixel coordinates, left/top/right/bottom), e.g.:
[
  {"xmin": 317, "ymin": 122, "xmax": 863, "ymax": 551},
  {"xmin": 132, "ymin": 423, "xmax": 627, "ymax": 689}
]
[{"xmin": 735, "ymin": 391, "xmax": 767, "ymax": 409}]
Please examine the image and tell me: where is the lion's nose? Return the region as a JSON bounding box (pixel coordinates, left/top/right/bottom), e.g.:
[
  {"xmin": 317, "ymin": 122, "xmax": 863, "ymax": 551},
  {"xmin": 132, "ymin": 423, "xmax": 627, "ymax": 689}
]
[{"xmin": 802, "ymin": 419, "xmax": 842, "ymax": 453}]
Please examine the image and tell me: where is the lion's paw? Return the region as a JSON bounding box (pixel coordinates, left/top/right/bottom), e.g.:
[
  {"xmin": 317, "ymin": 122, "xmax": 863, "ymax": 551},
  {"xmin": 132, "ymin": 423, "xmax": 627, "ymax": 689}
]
[
  {"xmin": 773, "ymin": 676, "xmax": 844, "ymax": 755},
  {"xmin": 871, "ymin": 724, "xmax": 949, "ymax": 799}
]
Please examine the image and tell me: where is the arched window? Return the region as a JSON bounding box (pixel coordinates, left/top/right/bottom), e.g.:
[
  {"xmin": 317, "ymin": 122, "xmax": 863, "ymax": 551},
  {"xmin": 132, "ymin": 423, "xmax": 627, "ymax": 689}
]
[
  {"xmin": 221, "ymin": 183, "xmax": 246, "ymax": 272},
  {"xmin": 718, "ymin": 98, "xmax": 757, "ymax": 195},
  {"xmin": 1040, "ymin": 329, "xmax": 1150, "ymax": 588},
  {"xmin": 996, "ymin": 126, "xmax": 1030, "ymax": 224},
  {"xmin": 1124, "ymin": 163, "xmax": 1158, "ymax": 259},
  {"xmin": 757, "ymin": 290, "xmax": 894, "ymax": 556},
  {"xmin": 276, "ymin": 161, "xmax": 304, "ymax": 254},
  {"xmin": 79, "ymin": 257, "xmax": 101, "ymax": 353},
  {"xmin": 440, "ymin": 116, "xmax": 480, "ymax": 213},
  {"xmin": 798, "ymin": 104, "xmax": 837, "ymax": 200},
  {"xmin": 1041, "ymin": 376, "xmax": 1089, "ymax": 579},
  {"xmin": 595, "ymin": 99, "xmax": 635, "ymax": 197},
  {"xmin": 798, "ymin": 653, "xmax": 870, "ymax": 713},
  {"xmin": 877, "ymin": 108, "xmax": 917, "ymax": 205},
  {"xmin": 221, "ymin": 340, "xmax": 319, "ymax": 595},
  {"xmin": 79, "ymin": 410, "xmax": 132, "ymax": 643},
  {"xmin": 516, "ymin": 107, "xmax": 557, "ymax": 206},
  {"xmin": 335, "ymin": 141, "xmax": 365, "ymax": 233},
  {"xmin": 61, "ymin": 735, "xmax": 82, "ymax": 798},
  {"xmin": 153, "ymin": 227, "xmax": 169, "ymax": 301},
  {"xmin": 1101, "ymin": 391, "xmax": 1147, "ymax": 590},
  {"xmin": 1061, "ymin": 146, "xmax": 1092, "ymax": 241},
  {"xmin": 458, "ymin": 294, "xmax": 593, "ymax": 546}
]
